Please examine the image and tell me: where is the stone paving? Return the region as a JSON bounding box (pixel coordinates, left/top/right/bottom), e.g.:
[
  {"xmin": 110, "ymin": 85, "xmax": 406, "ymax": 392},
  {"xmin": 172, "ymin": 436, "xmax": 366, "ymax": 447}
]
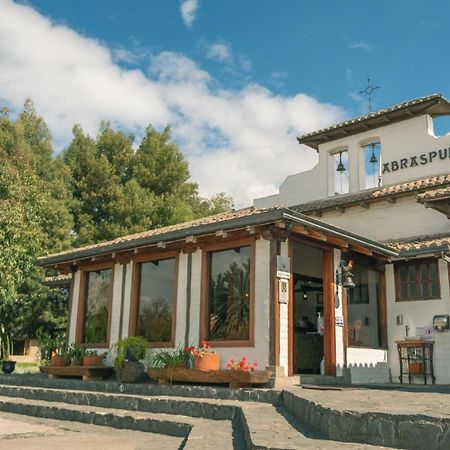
[{"xmin": 0, "ymin": 412, "xmax": 183, "ymax": 450}]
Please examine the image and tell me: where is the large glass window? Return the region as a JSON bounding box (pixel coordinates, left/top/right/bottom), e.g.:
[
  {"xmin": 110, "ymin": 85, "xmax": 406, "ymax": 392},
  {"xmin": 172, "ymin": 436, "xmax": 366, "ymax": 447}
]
[
  {"xmin": 137, "ymin": 258, "xmax": 176, "ymax": 343},
  {"xmin": 207, "ymin": 245, "xmax": 251, "ymax": 341},
  {"xmin": 346, "ymin": 257, "xmax": 384, "ymax": 349},
  {"xmin": 395, "ymin": 260, "xmax": 440, "ymax": 301},
  {"xmin": 82, "ymin": 268, "xmax": 112, "ymax": 344}
]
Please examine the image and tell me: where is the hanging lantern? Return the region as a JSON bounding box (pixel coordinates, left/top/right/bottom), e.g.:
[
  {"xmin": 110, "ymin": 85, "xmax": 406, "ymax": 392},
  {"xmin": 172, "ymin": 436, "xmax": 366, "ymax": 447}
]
[{"xmin": 336, "ymin": 151, "xmax": 346, "ymax": 172}]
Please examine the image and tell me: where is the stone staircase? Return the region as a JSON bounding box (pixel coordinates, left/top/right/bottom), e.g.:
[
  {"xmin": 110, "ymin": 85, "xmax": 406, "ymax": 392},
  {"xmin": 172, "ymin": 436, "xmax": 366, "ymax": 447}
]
[{"xmin": 0, "ymin": 376, "xmax": 392, "ymax": 449}]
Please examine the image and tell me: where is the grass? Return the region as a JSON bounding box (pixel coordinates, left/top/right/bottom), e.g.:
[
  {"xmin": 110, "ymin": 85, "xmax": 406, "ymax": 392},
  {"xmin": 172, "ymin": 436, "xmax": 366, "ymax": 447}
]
[{"xmin": 14, "ymin": 362, "xmax": 40, "ymax": 374}]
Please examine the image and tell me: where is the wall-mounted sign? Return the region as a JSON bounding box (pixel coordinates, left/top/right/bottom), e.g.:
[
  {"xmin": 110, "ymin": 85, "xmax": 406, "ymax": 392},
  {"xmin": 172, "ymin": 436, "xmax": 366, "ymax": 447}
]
[
  {"xmin": 277, "ymin": 255, "xmax": 291, "ymax": 279},
  {"xmin": 382, "ymin": 148, "xmax": 449, "ymax": 174},
  {"xmin": 278, "ymin": 279, "xmax": 289, "ymax": 304},
  {"xmin": 335, "ymin": 316, "xmax": 344, "ymax": 327}
]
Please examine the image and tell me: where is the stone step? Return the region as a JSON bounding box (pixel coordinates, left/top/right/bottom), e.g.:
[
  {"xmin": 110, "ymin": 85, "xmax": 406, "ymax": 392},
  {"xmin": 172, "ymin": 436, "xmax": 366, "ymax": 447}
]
[
  {"xmin": 0, "ymin": 385, "xmax": 389, "ymax": 449},
  {"xmin": 0, "ymin": 394, "xmax": 236, "ymax": 450},
  {"xmin": 297, "ymin": 375, "xmax": 347, "ymax": 386}
]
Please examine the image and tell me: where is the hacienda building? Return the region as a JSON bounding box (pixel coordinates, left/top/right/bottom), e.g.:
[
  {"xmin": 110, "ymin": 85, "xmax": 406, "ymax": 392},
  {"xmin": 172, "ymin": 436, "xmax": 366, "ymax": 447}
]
[{"xmin": 38, "ymin": 94, "xmax": 450, "ymax": 385}]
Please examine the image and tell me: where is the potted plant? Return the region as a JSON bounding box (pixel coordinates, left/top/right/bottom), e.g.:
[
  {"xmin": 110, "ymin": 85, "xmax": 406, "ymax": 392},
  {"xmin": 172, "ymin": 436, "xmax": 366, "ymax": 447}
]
[
  {"xmin": 227, "ymin": 356, "xmax": 258, "ymax": 372},
  {"xmin": 83, "ymin": 350, "xmax": 104, "ymax": 366},
  {"xmin": 148, "ymin": 346, "xmax": 190, "ymax": 369},
  {"xmin": 187, "ymin": 340, "xmax": 219, "ymax": 371},
  {"xmin": 112, "ymin": 336, "xmax": 148, "ymax": 383},
  {"xmin": 1, "ymin": 336, "xmax": 16, "ymax": 374},
  {"xmin": 49, "ymin": 334, "xmax": 69, "ymax": 367},
  {"xmin": 68, "ymin": 343, "xmax": 87, "ymax": 366}
]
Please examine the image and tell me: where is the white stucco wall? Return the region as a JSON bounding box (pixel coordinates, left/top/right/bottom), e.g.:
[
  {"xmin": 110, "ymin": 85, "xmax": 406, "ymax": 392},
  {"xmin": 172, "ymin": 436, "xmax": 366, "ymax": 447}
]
[
  {"xmin": 174, "ymin": 252, "xmax": 188, "ymax": 347},
  {"xmin": 254, "ymin": 114, "xmax": 450, "ymax": 208},
  {"xmin": 279, "ymin": 240, "xmax": 289, "ymax": 375},
  {"xmin": 316, "ymin": 195, "xmax": 448, "ymax": 242},
  {"xmin": 386, "ymin": 260, "xmax": 450, "ymax": 384},
  {"xmin": 120, "ymin": 261, "xmax": 133, "ymax": 339},
  {"xmin": 188, "ymin": 249, "xmax": 202, "ymax": 346},
  {"xmin": 68, "ymin": 270, "xmax": 81, "ymax": 343},
  {"xmin": 108, "ymin": 262, "xmax": 123, "ymax": 346}
]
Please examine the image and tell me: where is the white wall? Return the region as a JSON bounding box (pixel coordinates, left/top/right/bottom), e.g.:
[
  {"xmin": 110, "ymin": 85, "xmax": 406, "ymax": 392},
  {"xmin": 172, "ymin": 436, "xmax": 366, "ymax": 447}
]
[
  {"xmin": 279, "ymin": 240, "xmax": 289, "ymax": 375},
  {"xmin": 68, "ymin": 270, "xmax": 81, "ymax": 343},
  {"xmin": 387, "ymin": 259, "xmax": 450, "ymax": 384},
  {"xmin": 317, "ymin": 195, "xmax": 448, "ymax": 242},
  {"xmin": 254, "ymin": 114, "xmax": 450, "ymax": 208}
]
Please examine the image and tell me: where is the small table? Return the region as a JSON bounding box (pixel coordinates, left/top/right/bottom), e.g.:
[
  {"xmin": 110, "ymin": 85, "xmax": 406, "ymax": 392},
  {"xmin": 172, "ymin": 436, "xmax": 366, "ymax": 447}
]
[{"xmin": 396, "ymin": 340, "xmax": 435, "ymax": 385}]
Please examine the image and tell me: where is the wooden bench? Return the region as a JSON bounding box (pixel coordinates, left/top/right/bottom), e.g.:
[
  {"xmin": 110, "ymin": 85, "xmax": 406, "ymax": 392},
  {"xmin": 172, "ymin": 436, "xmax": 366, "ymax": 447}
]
[
  {"xmin": 40, "ymin": 365, "xmax": 114, "ymax": 381},
  {"xmin": 147, "ymin": 367, "xmax": 273, "ymax": 388}
]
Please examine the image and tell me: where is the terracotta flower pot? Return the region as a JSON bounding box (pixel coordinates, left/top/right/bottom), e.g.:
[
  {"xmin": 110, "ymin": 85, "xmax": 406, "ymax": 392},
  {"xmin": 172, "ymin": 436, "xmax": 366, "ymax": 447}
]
[
  {"xmin": 194, "ymin": 353, "xmax": 220, "ymax": 371},
  {"xmin": 83, "ymin": 355, "xmax": 103, "ymax": 366},
  {"xmin": 50, "ymin": 355, "xmax": 66, "ymax": 367}
]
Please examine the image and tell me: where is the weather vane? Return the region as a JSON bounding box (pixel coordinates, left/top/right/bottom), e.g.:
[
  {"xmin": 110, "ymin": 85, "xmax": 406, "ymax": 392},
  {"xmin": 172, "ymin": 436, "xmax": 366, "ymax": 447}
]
[{"xmin": 359, "ymin": 77, "xmax": 380, "ymax": 112}]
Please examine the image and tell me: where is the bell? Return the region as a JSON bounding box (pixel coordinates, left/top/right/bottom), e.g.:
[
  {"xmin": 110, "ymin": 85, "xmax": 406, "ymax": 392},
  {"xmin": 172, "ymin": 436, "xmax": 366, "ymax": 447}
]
[
  {"xmin": 336, "ymin": 161, "xmax": 346, "ymax": 172},
  {"xmin": 370, "ymin": 153, "xmax": 378, "ymax": 164},
  {"xmin": 342, "ymin": 274, "xmax": 356, "ymax": 289}
]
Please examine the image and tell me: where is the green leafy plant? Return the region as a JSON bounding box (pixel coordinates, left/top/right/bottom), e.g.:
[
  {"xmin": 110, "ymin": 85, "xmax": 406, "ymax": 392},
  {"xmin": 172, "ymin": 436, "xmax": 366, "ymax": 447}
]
[
  {"xmin": 147, "ymin": 346, "xmax": 190, "ymax": 369},
  {"xmin": 67, "ymin": 343, "xmax": 88, "ymax": 362},
  {"xmin": 111, "ymin": 336, "xmax": 148, "ymax": 368}
]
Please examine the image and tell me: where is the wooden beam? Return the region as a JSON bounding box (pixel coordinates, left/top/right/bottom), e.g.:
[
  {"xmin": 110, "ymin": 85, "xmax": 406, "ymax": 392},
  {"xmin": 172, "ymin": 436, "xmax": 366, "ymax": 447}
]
[
  {"xmin": 157, "ymin": 241, "xmax": 167, "ymax": 248},
  {"xmin": 326, "ymin": 235, "xmax": 349, "ymax": 248},
  {"xmin": 360, "ymin": 201, "xmax": 370, "ymax": 209},
  {"xmin": 290, "ymin": 224, "xmax": 308, "ymax": 234},
  {"xmin": 312, "ymin": 210, "xmax": 323, "ymax": 218},
  {"xmin": 246, "ymin": 226, "xmax": 255, "ymax": 234},
  {"xmin": 350, "ymin": 244, "xmax": 373, "ymax": 255},
  {"xmin": 307, "ymin": 229, "xmax": 327, "ymax": 241},
  {"xmin": 386, "ymin": 197, "xmax": 396, "ymax": 204},
  {"xmin": 215, "ymin": 230, "xmax": 228, "ymax": 238},
  {"xmin": 185, "ymin": 236, "xmax": 197, "ymax": 244},
  {"xmin": 275, "ymin": 220, "xmax": 287, "ymax": 229}
]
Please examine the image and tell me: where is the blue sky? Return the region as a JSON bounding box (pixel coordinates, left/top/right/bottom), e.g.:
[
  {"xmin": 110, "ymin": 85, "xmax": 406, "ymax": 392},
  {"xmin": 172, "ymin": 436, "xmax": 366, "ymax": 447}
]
[{"xmin": 1, "ymin": 0, "xmax": 449, "ymax": 205}]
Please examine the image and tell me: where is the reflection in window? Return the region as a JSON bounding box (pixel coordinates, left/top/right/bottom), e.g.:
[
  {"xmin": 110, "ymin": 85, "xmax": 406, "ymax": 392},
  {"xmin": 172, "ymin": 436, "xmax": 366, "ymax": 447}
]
[
  {"xmin": 333, "ymin": 150, "xmax": 349, "ymax": 195},
  {"xmin": 363, "ymin": 142, "xmax": 382, "ymax": 189},
  {"xmin": 137, "ymin": 258, "xmax": 176, "ymax": 343},
  {"xmin": 208, "ymin": 246, "xmax": 251, "ymax": 341},
  {"xmin": 347, "ymin": 258, "xmax": 382, "ymax": 348},
  {"xmin": 83, "ymin": 269, "xmax": 112, "ymax": 344},
  {"xmin": 396, "ymin": 260, "xmax": 440, "ymax": 301}
]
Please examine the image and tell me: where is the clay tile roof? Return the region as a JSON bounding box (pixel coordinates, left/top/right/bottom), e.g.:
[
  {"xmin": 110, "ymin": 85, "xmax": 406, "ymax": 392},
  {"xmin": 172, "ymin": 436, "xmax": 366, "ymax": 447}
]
[
  {"xmin": 384, "ymin": 234, "xmax": 450, "ymax": 253},
  {"xmin": 37, "ymin": 206, "xmax": 280, "ymax": 262},
  {"xmin": 292, "ymin": 173, "xmax": 450, "ymax": 213},
  {"xmin": 372, "ymin": 174, "xmax": 450, "ymax": 198},
  {"xmin": 417, "ymin": 186, "xmax": 450, "ymax": 202},
  {"xmin": 298, "ymin": 94, "xmax": 450, "ymax": 150}
]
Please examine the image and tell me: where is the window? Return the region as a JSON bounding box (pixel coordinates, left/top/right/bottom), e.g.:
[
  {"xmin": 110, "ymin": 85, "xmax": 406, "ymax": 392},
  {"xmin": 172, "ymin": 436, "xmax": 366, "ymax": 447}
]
[
  {"xmin": 395, "ymin": 260, "xmax": 440, "ymax": 301},
  {"xmin": 346, "ymin": 255, "xmax": 385, "ymax": 349},
  {"xmin": 363, "ymin": 142, "xmax": 382, "ymax": 189},
  {"xmin": 133, "ymin": 256, "xmax": 177, "ymax": 345},
  {"xmin": 202, "ymin": 241, "xmax": 254, "ymax": 345},
  {"xmin": 79, "ymin": 266, "xmax": 113, "ymax": 345},
  {"xmin": 332, "ymin": 150, "xmax": 349, "ymax": 195}
]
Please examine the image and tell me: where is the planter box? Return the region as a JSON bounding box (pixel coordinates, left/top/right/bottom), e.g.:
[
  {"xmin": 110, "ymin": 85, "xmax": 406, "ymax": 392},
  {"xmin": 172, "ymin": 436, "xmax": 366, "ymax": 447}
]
[
  {"xmin": 147, "ymin": 367, "xmax": 273, "ymax": 388},
  {"xmin": 40, "ymin": 365, "xmax": 114, "ymax": 381},
  {"xmin": 194, "ymin": 353, "xmax": 220, "ymax": 371},
  {"xmin": 408, "ymin": 362, "xmax": 423, "ymax": 375}
]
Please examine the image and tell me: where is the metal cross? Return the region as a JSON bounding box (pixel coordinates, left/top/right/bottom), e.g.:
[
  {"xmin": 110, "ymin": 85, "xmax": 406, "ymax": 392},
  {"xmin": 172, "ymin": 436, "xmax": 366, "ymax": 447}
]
[{"xmin": 359, "ymin": 77, "xmax": 380, "ymax": 112}]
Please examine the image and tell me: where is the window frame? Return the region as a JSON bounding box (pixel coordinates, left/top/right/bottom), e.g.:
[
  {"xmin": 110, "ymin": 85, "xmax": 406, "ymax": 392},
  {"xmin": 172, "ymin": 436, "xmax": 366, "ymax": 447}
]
[
  {"xmin": 76, "ymin": 261, "xmax": 114, "ymax": 348},
  {"xmin": 129, "ymin": 251, "xmax": 179, "ymax": 348},
  {"xmin": 395, "ymin": 258, "xmax": 441, "ymax": 302},
  {"xmin": 200, "ymin": 237, "xmax": 256, "ymax": 348}
]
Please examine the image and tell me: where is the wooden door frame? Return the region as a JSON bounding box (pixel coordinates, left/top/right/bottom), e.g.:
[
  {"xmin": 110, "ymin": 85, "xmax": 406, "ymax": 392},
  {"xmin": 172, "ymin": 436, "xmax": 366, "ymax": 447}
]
[{"xmin": 288, "ymin": 239, "xmax": 336, "ymax": 376}]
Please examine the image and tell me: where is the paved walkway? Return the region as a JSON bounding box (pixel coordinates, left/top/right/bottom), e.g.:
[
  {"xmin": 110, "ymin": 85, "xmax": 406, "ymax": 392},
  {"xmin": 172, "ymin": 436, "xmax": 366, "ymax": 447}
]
[
  {"xmin": 291, "ymin": 385, "xmax": 450, "ymax": 419},
  {"xmin": 0, "ymin": 412, "xmax": 183, "ymax": 450}
]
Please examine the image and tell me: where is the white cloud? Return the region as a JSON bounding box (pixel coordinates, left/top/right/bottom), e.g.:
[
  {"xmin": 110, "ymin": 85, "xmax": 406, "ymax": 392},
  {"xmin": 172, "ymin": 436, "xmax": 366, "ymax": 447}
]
[
  {"xmin": 205, "ymin": 42, "xmax": 232, "ymax": 63},
  {"xmin": 349, "ymin": 41, "xmax": 371, "ymax": 51},
  {"xmin": 0, "ymin": 0, "xmax": 346, "ymax": 206},
  {"xmin": 180, "ymin": 0, "xmax": 199, "ymax": 28}
]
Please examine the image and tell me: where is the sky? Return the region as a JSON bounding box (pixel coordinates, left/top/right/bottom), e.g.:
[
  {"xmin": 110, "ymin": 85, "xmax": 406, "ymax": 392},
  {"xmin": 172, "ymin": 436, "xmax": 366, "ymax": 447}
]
[{"xmin": 1, "ymin": 0, "xmax": 450, "ymax": 206}]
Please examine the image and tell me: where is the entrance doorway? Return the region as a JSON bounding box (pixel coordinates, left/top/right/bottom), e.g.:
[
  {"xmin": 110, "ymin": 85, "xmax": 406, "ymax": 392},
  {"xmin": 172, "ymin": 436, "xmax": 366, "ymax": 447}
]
[{"xmin": 291, "ymin": 243, "xmax": 324, "ymax": 374}]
